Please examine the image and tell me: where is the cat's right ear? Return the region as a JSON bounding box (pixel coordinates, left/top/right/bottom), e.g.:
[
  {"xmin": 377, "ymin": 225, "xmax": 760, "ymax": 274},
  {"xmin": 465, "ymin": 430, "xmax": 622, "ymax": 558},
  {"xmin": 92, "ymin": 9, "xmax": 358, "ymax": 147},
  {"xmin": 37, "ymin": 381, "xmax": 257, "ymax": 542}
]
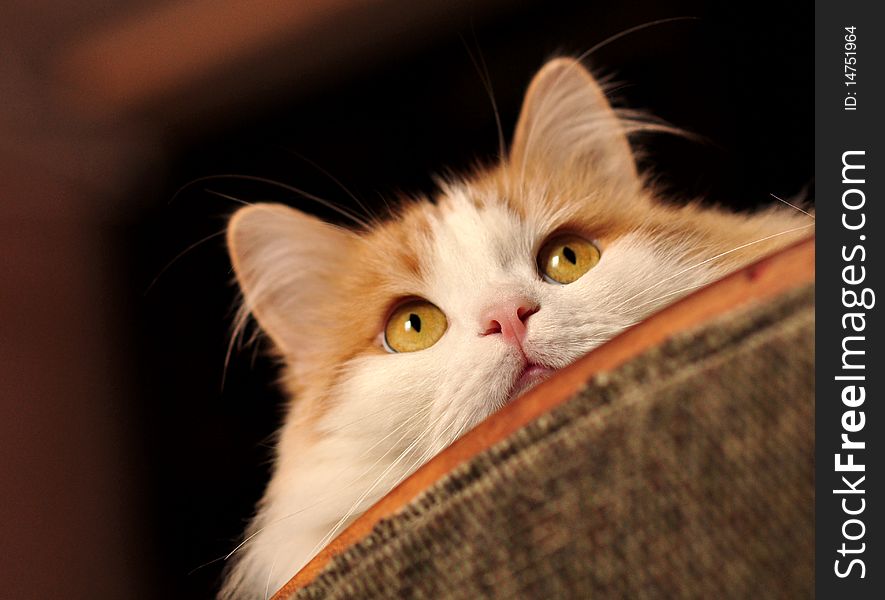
[
  {"xmin": 227, "ymin": 203, "xmax": 359, "ymax": 360},
  {"xmin": 510, "ymin": 57, "xmax": 640, "ymax": 191}
]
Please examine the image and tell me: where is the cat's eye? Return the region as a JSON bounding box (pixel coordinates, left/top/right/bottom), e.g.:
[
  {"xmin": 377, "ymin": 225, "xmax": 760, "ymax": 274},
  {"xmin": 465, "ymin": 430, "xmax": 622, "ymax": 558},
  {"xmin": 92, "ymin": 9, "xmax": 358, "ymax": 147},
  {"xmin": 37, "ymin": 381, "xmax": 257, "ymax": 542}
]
[
  {"xmin": 383, "ymin": 299, "xmax": 448, "ymax": 353},
  {"xmin": 537, "ymin": 234, "xmax": 601, "ymax": 284}
]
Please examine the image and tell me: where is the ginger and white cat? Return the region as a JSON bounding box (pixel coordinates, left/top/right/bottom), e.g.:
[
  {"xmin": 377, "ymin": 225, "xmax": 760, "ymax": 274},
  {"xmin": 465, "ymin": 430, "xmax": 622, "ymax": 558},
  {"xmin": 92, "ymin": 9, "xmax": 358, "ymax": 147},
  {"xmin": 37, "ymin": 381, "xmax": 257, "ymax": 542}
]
[{"xmin": 220, "ymin": 58, "xmax": 812, "ymax": 598}]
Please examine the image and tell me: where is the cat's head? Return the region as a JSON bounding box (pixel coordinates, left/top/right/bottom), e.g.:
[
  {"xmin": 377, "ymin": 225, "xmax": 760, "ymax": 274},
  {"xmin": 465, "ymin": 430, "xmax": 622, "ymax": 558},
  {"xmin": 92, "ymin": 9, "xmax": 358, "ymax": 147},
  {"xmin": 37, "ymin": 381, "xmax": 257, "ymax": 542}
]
[{"xmin": 226, "ymin": 58, "xmax": 802, "ymax": 453}]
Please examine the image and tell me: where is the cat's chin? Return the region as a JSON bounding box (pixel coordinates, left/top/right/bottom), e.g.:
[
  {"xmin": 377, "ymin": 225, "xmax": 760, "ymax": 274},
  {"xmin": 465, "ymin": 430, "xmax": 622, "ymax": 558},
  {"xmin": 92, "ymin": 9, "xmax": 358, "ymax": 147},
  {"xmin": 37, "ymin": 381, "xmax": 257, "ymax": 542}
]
[{"xmin": 508, "ymin": 363, "xmax": 554, "ymax": 403}]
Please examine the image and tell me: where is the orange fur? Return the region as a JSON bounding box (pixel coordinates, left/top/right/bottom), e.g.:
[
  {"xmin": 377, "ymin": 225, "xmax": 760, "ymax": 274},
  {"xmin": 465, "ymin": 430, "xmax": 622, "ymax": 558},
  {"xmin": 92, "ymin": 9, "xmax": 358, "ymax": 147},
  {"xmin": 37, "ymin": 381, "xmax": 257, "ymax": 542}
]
[{"xmin": 220, "ymin": 56, "xmax": 812, "ymax": 599}]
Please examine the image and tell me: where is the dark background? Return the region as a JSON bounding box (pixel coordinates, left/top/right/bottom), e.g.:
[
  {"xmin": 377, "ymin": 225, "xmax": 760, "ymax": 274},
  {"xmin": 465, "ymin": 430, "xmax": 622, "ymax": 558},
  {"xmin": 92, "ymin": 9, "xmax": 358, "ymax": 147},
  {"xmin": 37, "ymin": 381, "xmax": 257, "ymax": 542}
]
[{"xmin": 2, "ymin": 1, "xmax": 811, "ymax": 598}]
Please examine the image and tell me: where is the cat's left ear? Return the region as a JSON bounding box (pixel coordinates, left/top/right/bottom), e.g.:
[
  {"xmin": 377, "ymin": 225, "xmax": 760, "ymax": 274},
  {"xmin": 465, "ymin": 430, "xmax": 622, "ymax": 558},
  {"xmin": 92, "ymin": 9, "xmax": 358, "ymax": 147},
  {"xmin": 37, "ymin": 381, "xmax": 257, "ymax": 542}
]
[
  {"xmin": 227, "ymin": 203, "xmax": 360, "ymax": 366},
  {"xmin": 510, "ymin": 57, "xmax": 640, "ymax": 190}
]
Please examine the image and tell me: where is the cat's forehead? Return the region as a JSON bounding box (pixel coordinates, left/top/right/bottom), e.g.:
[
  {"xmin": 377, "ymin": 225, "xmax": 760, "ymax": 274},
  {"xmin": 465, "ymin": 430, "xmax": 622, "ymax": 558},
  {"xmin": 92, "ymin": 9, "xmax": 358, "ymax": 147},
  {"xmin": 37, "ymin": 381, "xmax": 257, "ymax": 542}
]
[
  {"xmin": 362, "ymin": 187, "xmax": 538, "ymax": 306},
  {"xmin": 358, "ymin": 173, "xmax": 650, "ymax": 311},
  {"xmin": 430, "ymin": 189, "xmax": 534, "ymax": 270}
]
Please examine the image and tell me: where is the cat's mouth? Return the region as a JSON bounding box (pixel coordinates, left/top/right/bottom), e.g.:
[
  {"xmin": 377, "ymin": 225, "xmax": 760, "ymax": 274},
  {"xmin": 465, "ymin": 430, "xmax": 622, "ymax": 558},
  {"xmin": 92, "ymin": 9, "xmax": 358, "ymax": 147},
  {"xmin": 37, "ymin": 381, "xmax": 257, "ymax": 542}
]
[{"xmin": 508, "ymin": 362, "xmax": 555, "ymax": 402}]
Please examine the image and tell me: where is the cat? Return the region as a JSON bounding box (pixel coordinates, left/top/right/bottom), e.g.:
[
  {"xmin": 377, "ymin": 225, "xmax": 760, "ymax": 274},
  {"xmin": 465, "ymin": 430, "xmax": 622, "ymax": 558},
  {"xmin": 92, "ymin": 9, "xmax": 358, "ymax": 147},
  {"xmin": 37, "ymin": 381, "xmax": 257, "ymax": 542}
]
[{"xmin": 219, "ymin": 57, "xmax": 813, "ymax": 598}]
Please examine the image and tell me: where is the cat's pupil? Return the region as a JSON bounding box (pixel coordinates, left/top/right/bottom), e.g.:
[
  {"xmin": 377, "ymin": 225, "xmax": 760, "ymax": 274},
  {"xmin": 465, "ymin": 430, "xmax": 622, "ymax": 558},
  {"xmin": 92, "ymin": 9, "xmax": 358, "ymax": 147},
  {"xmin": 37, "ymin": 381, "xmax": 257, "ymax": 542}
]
[
  {"xmin": 563, "ymin": 246, "xmax": 577, "ymax": 265},
  {"xmin": 408, "ymin": 314, "xmax": 422, "ymax": 333}
]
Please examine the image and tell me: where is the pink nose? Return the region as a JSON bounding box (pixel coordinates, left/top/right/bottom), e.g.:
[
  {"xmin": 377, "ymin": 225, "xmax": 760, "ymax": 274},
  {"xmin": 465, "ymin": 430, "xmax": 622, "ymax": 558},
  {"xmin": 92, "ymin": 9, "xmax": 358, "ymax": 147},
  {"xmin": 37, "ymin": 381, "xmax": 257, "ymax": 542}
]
[{"xmin": 480, "ymin": 299, "xmax": 539, "ymax": 345}]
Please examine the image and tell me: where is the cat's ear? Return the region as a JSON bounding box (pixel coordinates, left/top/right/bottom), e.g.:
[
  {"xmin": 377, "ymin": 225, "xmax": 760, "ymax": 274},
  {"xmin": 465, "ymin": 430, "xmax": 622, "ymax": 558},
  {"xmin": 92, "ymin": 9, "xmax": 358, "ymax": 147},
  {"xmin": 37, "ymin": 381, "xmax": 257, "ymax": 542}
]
[
  {"xmin": 510, "ymin": 57, "xmax": 640, "ymax": 189},
  {"xmin": 227, "ymin": 203, "xmax": 359, "ymax": 360}
]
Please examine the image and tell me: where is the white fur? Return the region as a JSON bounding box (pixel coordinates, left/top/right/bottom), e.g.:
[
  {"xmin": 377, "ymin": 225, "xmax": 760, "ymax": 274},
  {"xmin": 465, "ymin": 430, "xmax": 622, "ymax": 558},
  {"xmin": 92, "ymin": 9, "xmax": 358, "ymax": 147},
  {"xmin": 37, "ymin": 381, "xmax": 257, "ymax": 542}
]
[
  {"xmin": 220, "ymin": 189, "xmax": 730, "ymax": 598},
  {"xmin": 219, "ymin": 57, "xmax": 809, "ymax": 599}
]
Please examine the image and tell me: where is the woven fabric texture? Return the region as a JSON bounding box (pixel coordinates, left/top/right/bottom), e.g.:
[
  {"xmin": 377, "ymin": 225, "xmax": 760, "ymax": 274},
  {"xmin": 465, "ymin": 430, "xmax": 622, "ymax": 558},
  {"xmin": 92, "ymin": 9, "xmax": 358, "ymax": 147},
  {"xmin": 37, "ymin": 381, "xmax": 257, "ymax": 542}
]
[{"xmin": 294, "ymin": 286, "xmax": 815, "ymax": 599}]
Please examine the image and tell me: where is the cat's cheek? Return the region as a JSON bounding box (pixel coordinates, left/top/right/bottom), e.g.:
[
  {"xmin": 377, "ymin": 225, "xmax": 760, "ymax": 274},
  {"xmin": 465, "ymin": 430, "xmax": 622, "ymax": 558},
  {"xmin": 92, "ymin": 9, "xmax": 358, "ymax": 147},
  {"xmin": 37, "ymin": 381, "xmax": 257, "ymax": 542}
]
[{"xmin": 327, "ymin": 349, "xmax": 450, "ymax": 425}]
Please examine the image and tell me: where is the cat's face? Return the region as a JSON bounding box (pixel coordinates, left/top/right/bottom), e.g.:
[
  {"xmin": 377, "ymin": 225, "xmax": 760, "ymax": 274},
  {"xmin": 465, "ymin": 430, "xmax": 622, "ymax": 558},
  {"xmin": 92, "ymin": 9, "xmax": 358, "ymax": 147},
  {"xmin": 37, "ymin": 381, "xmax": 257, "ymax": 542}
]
[
  {"xmin": 326, "ymin": 191, "xmax": 726, "ymax": 453},
  {"xmin": 220, "ymin": 56, "xmax": 814, "ymax": 600},
  {"xmin": 226, "ymin": 58, "xmax": 794, "ymax": 460}
]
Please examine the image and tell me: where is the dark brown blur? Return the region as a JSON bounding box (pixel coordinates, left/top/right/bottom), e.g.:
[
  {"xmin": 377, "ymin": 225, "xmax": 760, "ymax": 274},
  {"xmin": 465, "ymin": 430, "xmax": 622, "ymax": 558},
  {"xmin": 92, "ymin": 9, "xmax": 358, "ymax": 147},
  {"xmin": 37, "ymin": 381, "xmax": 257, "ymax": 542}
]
[{"xmin": 1, "ymin": 1, "xmax": 811, "ymax": 598}]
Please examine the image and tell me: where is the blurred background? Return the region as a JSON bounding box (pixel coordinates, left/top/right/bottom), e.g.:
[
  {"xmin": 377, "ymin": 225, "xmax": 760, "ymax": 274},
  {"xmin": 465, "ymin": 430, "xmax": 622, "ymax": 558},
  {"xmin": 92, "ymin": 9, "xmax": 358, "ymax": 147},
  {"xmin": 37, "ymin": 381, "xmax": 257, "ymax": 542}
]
[{"xmin": 1, "ymin": 0, "xmax": 811, "ymax": 598}]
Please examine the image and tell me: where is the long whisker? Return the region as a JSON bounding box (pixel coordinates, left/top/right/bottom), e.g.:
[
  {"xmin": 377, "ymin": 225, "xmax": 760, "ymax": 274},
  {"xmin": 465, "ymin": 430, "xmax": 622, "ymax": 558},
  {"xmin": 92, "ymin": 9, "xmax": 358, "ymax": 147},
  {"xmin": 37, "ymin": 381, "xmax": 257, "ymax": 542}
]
[
  {"xmin": 169, "ymin": 174, "xmax": 370, "ymax": 229},
  {"xmin": 387, "ymin": 417, "xmax": 461, "ymax": 498},
  {"xmin": 148, "ymin": 188, "xmax": 250, "ymax": 302},
  {"xmin": 221, "ymin": 303, "xmax": 250, "ymax": 393},
  {"xmin": 221, "ymin": 405, "xmax": 432, "ymax": 562},
  {"xmin": 277, "ymin": 147, "xmax": 377, "ymax": 225},
  {"xmin": 203, "ymin": 188, "xmax": 254, "ymax": 207},
  {"xmin": 310, "ymin": 411, "xmax": 446, "ymax": 556},
  {"xmin": 461, "ymin": 32, "xmax": 506, "ymax": 161},
  {"xmin": 222, "ymin": 401, "xmax": 435, "ymax": 569},
  {"xmin": 422, "ymin": 406, "xmax": 477, "ymax": 465},
  {"xmin": 610, "ymin": 223, "xmax": 814, "ymax": 313},
  {"xmin": 770, "ymin": 193, "xmax": 815, "ymax": 219},
  {"xmin": 320, "ymin": 402, "xmax": 409, "ymax": 435},
  {"xmin": 187, "ymin": 554, "xmax": 227, "ymax": 576},
  {"xmin": 310, "ymin": 423, "xmax": 434, "ymax": 553},
  {"xmin": 628, "ymin": 282, "xmax": 709, "ymax": 313},
  {"xmin": 580, "ymin": 17, "xmax": 700, "ymax": 63},
  {"xmin": 144, "ymin": 229, "xmax": 226, "ymax": 296},
  {"xmin": 411, "ymin": 409, "xmax": 465, "ymax": 470},
  {"xmin": 263, "ymin": 553, "xmax": 279, "ymax": 600},
  {"xmin": 384, "ymin": 403, "xmax": 489, "ymax": 513}
]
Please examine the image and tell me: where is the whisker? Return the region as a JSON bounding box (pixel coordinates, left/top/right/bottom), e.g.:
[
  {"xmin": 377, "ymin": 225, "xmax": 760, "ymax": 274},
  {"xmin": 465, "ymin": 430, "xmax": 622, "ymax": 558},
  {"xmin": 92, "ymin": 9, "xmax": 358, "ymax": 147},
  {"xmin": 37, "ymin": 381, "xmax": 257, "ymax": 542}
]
[
  {"xmin": 222, "ymin": 404, "xmax": 432, "ymax": 562},
  {"xmin": 610, "ymin": 223, "xmax": 814, "ymax": 313},
  {"xmin": 770, "ymin": 193, "xmax": 815, "ymax": 219},
  {"xmin": 310, "ymin": 411, "xmax": 446, "ymax": 555},
  {"xmin": 388, "ymin": 416, "xmax": 462, "ymax": 494},
  {"xmin": 203, "ymin": 188, "xmax": 254, "ymax": 207},
  {"xmin": 412, "ymin": 411, "xmax": 465, "ymax": 470},
  {"xmin": 580, "ymin": 17, "xmax": 700, "ymax": 63},
  {"xmin": 263, "ymin": 553, "xmax": 279, "ymax": 600},
  {"xmin": 169, "ymin": 174, "xmax": 370, "ymax": 229},
  {"xmin": 461, "ymin": 32, "xmax": 506, "ymax": 161},
  {"xmin": 222, "ymin": 303, "xmax": 251, "ymax": 393},
  {"xmin": 393, "ymin": 403, "xmax": 489, "ymax": 495},
  {"xmin": 320, "ymin": 402, "xmax": 407, "ymax": 435},
  {"xmin": 276, "ymin": 147, "xmax": 377, "ymax": 225},
  {"xmin": 144, "ymin": 229, "xmax": 226, "ymax": 296},
  {"xmin": 628, "ymin": 282, "xmax": 709, "ymax": 312},
  {"xmin": 310, "ymin": 432, "xmax": 426, "ymax": 553},
  {"xmin": 187, "ymin": 554, "xmax": 227, "ymax": 576}
]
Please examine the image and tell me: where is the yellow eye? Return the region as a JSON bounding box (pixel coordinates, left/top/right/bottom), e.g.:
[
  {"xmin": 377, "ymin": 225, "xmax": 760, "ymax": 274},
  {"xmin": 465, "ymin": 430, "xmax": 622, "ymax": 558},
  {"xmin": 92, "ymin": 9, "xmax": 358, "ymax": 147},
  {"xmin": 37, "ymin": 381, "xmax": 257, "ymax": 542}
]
[
  {"xmin": 384, "ymin": 299, "xmax": 448, "ymax": 353},
  {"xmin": 537, "ymin": 234, "xmax": 601, "ymax": 284}
]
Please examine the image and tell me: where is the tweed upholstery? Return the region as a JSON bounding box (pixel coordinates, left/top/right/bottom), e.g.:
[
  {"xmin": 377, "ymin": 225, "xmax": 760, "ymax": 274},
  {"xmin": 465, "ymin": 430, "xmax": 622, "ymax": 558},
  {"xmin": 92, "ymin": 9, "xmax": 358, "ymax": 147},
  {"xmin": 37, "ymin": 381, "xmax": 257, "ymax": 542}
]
[{"xmin": 292, "ymin": 285, "xmax": 814, "ymax": 599}]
